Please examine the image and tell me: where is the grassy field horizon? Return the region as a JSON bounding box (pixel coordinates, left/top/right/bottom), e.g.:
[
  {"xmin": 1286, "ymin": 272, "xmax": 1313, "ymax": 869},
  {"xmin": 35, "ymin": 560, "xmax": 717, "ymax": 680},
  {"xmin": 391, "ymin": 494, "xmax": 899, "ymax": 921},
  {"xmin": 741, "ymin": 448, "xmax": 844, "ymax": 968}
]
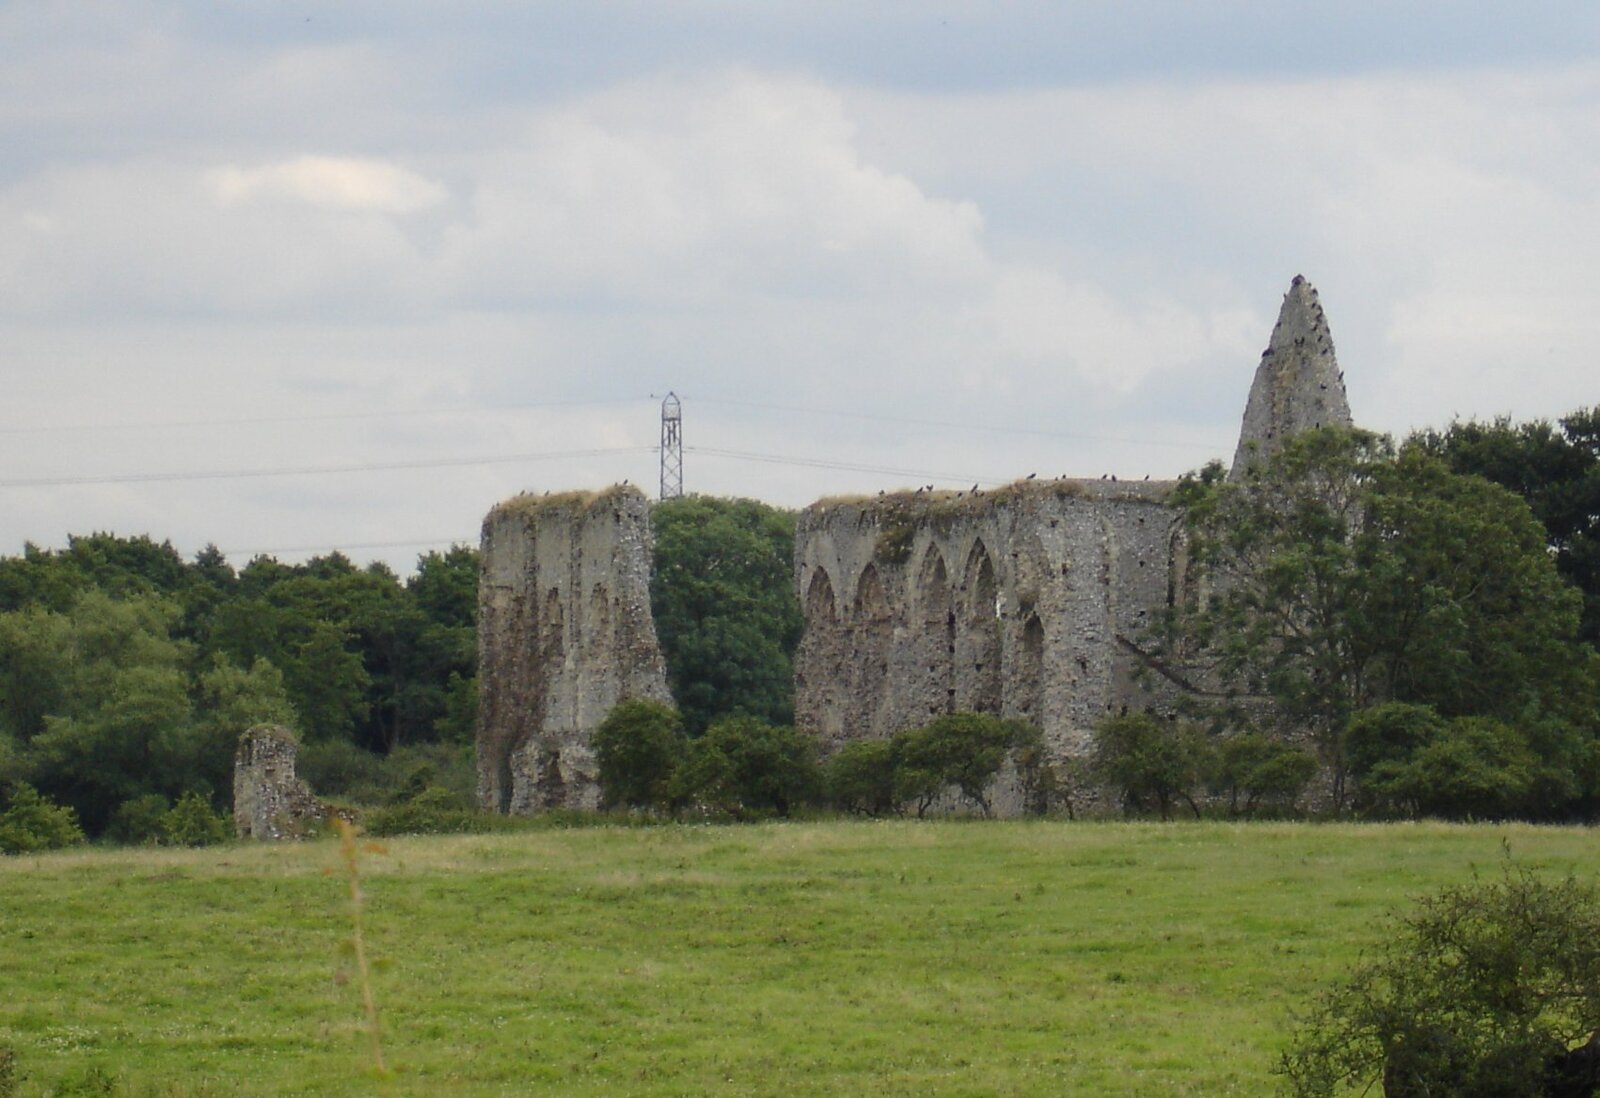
[{"xmin": 2, "ymin": 820, "xmax": 1595, "ymax": 1096}]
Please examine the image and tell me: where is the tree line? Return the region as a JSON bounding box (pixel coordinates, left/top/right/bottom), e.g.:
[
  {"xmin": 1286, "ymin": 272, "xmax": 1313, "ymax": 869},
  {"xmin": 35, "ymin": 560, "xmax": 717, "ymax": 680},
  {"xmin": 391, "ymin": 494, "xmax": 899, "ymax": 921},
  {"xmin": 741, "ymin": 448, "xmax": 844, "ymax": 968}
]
[
  {"xmin": 1161, "ymin": 416, "xmax": 1600, "ymax": 821},
  {"xmin": 6, "ymin": 407, "xmax": 1600, "ymax": 848}
]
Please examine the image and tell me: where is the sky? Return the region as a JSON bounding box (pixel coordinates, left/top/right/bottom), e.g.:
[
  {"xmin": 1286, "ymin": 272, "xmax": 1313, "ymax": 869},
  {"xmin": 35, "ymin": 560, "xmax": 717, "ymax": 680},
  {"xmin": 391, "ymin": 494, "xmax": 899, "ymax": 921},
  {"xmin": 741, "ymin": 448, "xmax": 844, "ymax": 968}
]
[{"xmin": 4, "ymin": 2, "xmax": 1600, "ymax": 574}]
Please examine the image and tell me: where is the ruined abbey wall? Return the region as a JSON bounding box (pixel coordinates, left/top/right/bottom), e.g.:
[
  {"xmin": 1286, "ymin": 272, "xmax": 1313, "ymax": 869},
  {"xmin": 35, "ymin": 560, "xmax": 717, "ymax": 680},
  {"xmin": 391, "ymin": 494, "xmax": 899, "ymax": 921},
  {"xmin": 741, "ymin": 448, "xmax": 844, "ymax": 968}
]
[
  {"xmin": 794, "ymin": 480, "xmax": 1188, "ymax": 806},
  {"xmin": 792, "ymin": 274, "xmax": 1352, "ymax": 813},
  {"xmin": 1232, "ymin": 275, "xmax": 1351, "ymax": 476},
  {"xmin": 475, "ymin": 276, "xmax": 1353, "ymax": 816},
  {"xmin": 476, "ymin": 486, "xmax": 671, "ymax": 813}
]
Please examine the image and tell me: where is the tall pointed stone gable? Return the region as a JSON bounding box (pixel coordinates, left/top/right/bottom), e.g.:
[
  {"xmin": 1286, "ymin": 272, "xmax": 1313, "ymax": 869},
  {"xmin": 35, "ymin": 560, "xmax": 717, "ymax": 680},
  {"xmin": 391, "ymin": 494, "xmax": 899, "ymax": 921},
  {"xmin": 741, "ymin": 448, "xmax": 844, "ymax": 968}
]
[{"xmin": 1230, "ymin": 275, "xmax": 1352, "ymax": 478}]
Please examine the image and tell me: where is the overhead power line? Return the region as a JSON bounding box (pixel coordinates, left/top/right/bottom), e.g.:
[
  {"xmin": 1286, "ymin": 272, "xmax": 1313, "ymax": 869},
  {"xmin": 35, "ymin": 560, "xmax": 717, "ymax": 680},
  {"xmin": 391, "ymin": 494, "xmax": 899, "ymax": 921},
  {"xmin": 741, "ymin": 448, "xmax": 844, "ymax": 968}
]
[
  {"xmin": 0, "ymin": 396, "xmax": 654, "ymax": 436},
  {"xmin": 0, "ymin": 445, "xmax": 655, "ymax": 489},
  {"xmin": 687, "ymin": 395, "xmax": 1224, "ymax": 454},
  {"xmin": 686, "ymin": 446, "xmax": 1012, "ymax": 486}
]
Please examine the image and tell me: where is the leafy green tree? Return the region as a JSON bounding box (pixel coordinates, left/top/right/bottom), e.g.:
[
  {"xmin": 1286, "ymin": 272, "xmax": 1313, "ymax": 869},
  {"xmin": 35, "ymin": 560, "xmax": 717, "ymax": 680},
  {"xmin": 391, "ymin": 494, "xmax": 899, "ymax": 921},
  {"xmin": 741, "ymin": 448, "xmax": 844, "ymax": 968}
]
[
  {"xmin": 107, "ymin": 794, "xmax": 170, "ymax": 845},
  {"xmin": 650, "ymin": 496, "xmax": 803, "ymax": 734},
  {"xmin": 1209, "ymin": 731, "xmax": 1318, "ymax": 816},
  {"xmin": 825, "ymin": 739, "xmax": 899, "ymax": 816},
  {"xmin": 189, "ymin": 655, "xmax": 300, "ymax": 798},
  {"xmin": 30, "ymin": 663, "xmax": 195, "ymax": 834},
  {"xmin": 0, "ymin": 605, "xmax": 74, "ymax": 742},
  {"xmin": 1366, "ymin": 717, "xmax": 1538, "ymax": 821},
  {"xmin": 0, "ymin": 589, "xmax": 299, "ymax": 834},
  {"xmin": 207, "ymin": 578, "xmax": 371, "ymax": 745},
  {"xmin": 891, "ymin": 713, "xmax": 1021, "ymax": 817},
  {"xmin": 1281, "ymin": 869, "xmax": 1600, "ymax": 1098},
  {"xmin": 160, "ymin": 791, "xmax": 232, "ymax": 846},
  {"xmin": 1007, "ymin": 720, "xmax": 1058, "ymax": 816},
  {"xmin": 593, "ymin": 699, "xmax": 686, "ymax": 810},
  {"xmin": 675, "ymin": 716, "xmax": 820, "ymax": 817},
  {"xmin": 1177, "ymin": 428, "xmax": 1597, "ymax": 807},
  {"xmin": 1342, "ymin": 703, "xmax": 1448, "ymax": 790},
  {"xmin": 1091, "ymin": 712, "xmax": 1209, "ymax": 820},
  {"xmin": 1418, "ymin": 409, "xmax": 1600, "ymax": 644},
  {"xmin": 0, "ymin": 782, "xmax": 84, "ymax": 854}
]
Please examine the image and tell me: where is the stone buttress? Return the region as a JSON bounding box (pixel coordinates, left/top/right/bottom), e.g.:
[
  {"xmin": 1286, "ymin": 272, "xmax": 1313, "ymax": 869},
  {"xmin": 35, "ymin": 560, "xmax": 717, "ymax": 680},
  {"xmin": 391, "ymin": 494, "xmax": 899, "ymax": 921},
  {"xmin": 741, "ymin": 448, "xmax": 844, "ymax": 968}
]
[{"xmin": 475, "ymin": 486, "xmax": 671, "ymax": 813}]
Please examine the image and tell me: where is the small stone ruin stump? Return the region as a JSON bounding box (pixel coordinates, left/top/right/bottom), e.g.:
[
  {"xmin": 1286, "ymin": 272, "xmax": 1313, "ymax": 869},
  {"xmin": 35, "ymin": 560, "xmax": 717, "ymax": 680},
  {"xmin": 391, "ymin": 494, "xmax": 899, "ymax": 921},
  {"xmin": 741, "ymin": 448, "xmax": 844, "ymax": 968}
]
[{"xmin": 233, "ymin": 724, "xmax": 328, "ymax": 840}]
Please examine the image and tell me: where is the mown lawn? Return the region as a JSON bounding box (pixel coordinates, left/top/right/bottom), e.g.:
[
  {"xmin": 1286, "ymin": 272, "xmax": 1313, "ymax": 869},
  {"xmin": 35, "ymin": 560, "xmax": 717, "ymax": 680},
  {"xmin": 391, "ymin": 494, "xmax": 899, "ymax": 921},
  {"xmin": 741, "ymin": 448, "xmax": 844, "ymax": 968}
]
[{"xmin": 0, "ymin": 820, "xmax": 1593, "ymax": 1096}]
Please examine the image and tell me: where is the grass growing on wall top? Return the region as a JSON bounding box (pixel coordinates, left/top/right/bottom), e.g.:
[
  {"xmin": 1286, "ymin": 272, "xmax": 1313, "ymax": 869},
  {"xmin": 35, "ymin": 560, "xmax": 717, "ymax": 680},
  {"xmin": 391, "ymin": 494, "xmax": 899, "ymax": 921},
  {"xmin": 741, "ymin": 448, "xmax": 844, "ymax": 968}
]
[
  {"xmin": 490, "ymin": 483, "xmax": 643, "ymax": 521},
  {"xmin": 0, "ymin": 821, "xmax": 1592, "ymax": 1096}
]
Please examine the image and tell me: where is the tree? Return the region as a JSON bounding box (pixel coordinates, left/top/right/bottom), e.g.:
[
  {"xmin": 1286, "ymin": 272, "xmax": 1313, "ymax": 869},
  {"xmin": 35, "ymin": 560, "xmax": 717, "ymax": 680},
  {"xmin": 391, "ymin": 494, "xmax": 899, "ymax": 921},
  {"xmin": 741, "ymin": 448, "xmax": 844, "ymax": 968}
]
[
  {"xmin": 1176, "ymin": 428, "xmax": 1597, "ymax": 807},
  {"xmin": 592, "ymin": 699, "xmax": 685, "ymax": 810},
  {"xmin": 0, "ymin": 782, "xmax": 84, "ymax": 854},
  {"xmin": 1209, "ymin": 731, "xmax": 1317, "ymax": 816},
  {"xmin": 674, "ymin": 716, "xmax": 820, "ymax": 817},
  {"xmin": 650, "ymin": 496, "xmax": 803, "ymax": 734},
  {"xmin": 1417, "ymin": 409, "xmax": 1600, "ymax": 645},
  {"xmin": 1091, "ymin": 712, "xmax": 1209, "ymax": 820},
  {"xmin": 1281, "ymin": 869, "xmax": 1600, "ymax": 1098},
  {"xmin": 824, "ymin": 739, "xmax": 899, "ymax": 816},
  {"xmin": 891, "ymin": 713, "xmax": 1021, "ymax": 817},
  {"xmin": 0, "ymin": 589, "xmax": 299, "ymax": 834}
]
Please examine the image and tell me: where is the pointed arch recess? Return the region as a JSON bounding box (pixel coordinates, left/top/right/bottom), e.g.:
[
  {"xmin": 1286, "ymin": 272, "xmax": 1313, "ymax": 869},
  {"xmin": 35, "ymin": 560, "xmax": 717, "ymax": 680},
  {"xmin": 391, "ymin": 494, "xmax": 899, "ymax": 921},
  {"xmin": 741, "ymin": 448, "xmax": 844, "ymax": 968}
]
[{"xmin": 957, "ymin": 540, "xmax": 1002, "ymax": 715}]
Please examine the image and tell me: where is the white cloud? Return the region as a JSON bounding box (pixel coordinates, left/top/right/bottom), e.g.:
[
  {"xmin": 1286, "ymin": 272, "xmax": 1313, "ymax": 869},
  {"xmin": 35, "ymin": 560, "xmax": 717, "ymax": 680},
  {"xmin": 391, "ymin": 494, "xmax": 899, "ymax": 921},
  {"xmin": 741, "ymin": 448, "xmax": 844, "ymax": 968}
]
[
  {"xmin": 6, "ymin": 34, "xmax": 1600, "ymax": 568},
  {"xmin": 207, "ymin": 156, "xmax": 448, "ymax": 214},
  {"xmin": 436, "ymin": 71, "xmax": 990, "ymax": 307}
]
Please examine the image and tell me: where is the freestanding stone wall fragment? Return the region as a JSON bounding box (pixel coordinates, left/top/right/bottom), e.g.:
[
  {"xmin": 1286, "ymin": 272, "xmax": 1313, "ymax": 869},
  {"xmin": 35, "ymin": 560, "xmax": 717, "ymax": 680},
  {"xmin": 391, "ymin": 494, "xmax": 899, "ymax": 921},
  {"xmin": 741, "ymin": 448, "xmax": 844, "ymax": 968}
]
[
  {"xmin": 233, "ymin": 724, "xmax": 328, "ymax": 840},
  {"xmin": 794, "ymin": 479, "xmax": 1189, "ymax": 813},
  {"xmin": 476, "ymin": 485, "xmax": 672, "ymax": 813},
  {"xmin": 791, "ymin": 275, "xmax": 1351, "ymax": 815},
  {"xmin": 1231, "ymin": 274, "xmax": 1352, "ymax": 478}
]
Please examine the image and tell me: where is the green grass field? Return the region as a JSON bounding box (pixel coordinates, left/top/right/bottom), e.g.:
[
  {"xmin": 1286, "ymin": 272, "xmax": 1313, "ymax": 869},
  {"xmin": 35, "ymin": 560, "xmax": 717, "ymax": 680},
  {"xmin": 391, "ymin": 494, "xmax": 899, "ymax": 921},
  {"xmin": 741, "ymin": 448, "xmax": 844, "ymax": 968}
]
[{"xmin": 1, "ymin": 820, "xmax": 1595, "ymax": 1096}]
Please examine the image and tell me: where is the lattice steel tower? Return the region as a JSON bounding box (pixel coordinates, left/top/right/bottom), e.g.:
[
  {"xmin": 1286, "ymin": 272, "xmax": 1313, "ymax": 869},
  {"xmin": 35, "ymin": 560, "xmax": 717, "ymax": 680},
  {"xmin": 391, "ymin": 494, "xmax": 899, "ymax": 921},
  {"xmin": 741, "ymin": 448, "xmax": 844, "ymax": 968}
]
[{"xmin": 659, "ymin": 392, "xmax": 683, "ymax": 500}]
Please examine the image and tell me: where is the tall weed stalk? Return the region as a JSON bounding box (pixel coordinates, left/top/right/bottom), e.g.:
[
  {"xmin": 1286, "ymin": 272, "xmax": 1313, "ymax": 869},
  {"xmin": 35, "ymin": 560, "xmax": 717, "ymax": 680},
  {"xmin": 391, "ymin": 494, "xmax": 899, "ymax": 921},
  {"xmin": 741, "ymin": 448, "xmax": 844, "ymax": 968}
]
[{"xmin": 333, "ymin": 818, "xmax": 390, "ymax": 1079}]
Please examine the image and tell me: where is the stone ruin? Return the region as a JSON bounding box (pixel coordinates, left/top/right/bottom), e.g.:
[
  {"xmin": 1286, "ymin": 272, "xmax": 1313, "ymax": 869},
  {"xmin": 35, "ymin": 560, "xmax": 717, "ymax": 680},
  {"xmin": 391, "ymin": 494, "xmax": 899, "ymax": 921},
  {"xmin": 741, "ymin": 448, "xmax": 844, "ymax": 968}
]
[
  {"xmin": 1232, "ymin": 275, "xmax": 1350, "ymax": 477},
  {"xmin": 475, "ymin": 486, "xmax": 672, "ymax": 813},
  {"xmin": 474, "ymin": 277, "xmax": 1352, "ymax": 815},
  {"xmin": 233, "ymin": 723, "xmax": 329, "ymax": 840}
]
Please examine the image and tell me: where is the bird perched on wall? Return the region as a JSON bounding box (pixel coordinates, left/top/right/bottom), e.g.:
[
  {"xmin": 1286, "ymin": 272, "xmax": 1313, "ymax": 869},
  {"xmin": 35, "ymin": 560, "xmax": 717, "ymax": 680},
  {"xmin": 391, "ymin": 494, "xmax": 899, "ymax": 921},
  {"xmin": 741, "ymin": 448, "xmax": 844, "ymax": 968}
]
[{"xmin": 1026, "ymin": 472, "xmax": 1036, "ymax": 479}]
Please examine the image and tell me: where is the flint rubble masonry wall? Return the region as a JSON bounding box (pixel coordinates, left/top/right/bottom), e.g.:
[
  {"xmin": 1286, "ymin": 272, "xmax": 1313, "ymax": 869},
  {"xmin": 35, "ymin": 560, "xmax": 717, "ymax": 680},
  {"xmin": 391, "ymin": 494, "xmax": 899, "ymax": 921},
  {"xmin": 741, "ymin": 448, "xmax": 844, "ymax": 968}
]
[
  {"xmin": 1231, "ymin": 275, "xmax": 1352, "ymax": 478},
  {"xmin": 233, "ymin": 723, "xmax": 328, "ymax": 840},
  {"xmin": 473, "ymin": 276, "xmax": 1352, "ymax": 817},
  {"xmin": 475, "ymin": 486, "xmax": 672, "ymax": 813}
]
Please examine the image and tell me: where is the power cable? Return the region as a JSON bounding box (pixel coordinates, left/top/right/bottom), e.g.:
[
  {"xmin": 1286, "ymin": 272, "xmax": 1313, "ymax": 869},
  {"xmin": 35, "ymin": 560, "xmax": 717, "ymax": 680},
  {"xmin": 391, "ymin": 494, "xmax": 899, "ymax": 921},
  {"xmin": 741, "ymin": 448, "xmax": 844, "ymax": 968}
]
[
  {"xmin": 0, "ymin": 445, "xmax": 655, "ymax": 489},
  {"xmin": 0, "ymin": 396, "xmax": 654, "ymax": 436},
  {"xmin": 687, "ymin": 395, "xmax": 1225, "ymax": 454},
  {"xmin": 686, "ymin": 446, "xmax": 1013, "ymax": 486}
]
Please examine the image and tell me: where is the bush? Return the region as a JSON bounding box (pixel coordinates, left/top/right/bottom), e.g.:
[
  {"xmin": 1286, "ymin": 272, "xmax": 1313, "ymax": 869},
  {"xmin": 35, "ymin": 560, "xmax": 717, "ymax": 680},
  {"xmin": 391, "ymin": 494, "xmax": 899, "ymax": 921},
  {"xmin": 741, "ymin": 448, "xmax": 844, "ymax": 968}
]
[
  {"xmin": 161, "ymin": 791, "xmax": 231, "ymax": 846},
  {"xmin": 1210, "ymin": 732, "xmax": 1317, "ymax": 816},
  {"xmin": 593, "ymin": 699, "xmax": 686, "ymax": 810},
  {"xmin": 363, "ymin": 785, "xmax": 482, "ymax": 836},
  {"xmin": 1368, "ymin": 717, "xmax": 1538, "ymax": 820},
  {"xmin": 107, "ymin": 794, "xmax": 171, "ymax": 844},
  {"xmin": 1347, "ymin": 704, "xmax": 1542, "ymax": 819},
  {"xmin": 891, "ymin": 713, "xmax": 1027, "ymax": 817},
  {"xmin": 297, "ymin": 738, "xmax": 387, "ymax": 800},
  {"xmin": 0, "ymin": 782, "xmax": 85, "ymax": 854},
  {"xmin": 673, "ymin": 717, "xmax": 820, "ymax": 818},
  {"xmin": 824, "ymin": 740, "xmax": 898, "ymax": 816},
  {"xmin": 1280, "ymin": 868, "xmax": 1600, "ymax": 1097},
  {"xmin": 1343, "ymin": 702, "xmax": 1445, "ymax": 786},
  {"xmin": 1091, "ymin": 713, "xmax": 1208, "ymax": 819}
]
